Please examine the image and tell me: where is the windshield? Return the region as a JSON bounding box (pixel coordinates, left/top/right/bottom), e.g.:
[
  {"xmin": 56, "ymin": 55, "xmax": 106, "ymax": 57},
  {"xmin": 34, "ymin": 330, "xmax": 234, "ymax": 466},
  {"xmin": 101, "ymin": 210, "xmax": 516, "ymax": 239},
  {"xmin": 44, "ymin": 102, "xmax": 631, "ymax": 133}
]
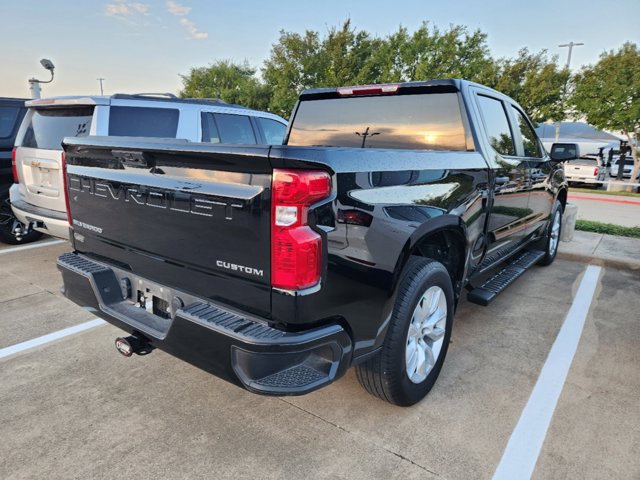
[
  {"xmin": 288, "ymin": 93, "xmax": 468, "ymax": 150},
  {"xmin": 21, "ymin": 107, "xmax": 94, "ymax": 150}
]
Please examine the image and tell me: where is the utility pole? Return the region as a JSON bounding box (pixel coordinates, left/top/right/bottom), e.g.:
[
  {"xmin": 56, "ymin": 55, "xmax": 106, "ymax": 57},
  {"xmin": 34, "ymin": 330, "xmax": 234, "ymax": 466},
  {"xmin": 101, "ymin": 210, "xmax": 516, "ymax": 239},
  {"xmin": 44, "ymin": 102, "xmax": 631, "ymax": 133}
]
[
  {"xmin": 97, "ymin": 78, "xmax": 105, "ymax": 96},
  {"xmin": 554, "ymin": 42, "xmax": 584, "ymax": 141},
  {"xmin": 558, "ymin": 41, "xmax": 584, "ymax": 69},
  {"xmin": 355, "ymin": 126, "xmax": 380, "ymax": 148}
]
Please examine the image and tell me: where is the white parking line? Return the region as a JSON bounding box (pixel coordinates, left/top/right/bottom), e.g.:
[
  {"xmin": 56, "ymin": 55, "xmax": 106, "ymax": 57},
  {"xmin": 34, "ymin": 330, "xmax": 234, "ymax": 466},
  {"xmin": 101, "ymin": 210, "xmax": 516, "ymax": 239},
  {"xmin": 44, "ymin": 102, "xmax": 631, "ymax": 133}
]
[
  {"xmin": 0, "ymin": 239, "xmax": 66, "ymax": 255},
  {"xmin": 493, "ymin": 265, "xmax": 602, "ymax": 480},
  {"xmin": 0, "ymin": 319, "xmax": 106, "ymax": 359}
]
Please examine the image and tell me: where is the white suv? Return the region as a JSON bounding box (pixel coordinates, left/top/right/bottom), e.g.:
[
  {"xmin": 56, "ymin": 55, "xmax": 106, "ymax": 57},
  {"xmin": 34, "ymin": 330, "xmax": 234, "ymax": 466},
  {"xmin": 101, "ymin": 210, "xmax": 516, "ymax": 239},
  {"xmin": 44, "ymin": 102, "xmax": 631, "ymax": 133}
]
[{"xmin": 11, "ymin": 94, "xmax": 287, "ymax": 240}]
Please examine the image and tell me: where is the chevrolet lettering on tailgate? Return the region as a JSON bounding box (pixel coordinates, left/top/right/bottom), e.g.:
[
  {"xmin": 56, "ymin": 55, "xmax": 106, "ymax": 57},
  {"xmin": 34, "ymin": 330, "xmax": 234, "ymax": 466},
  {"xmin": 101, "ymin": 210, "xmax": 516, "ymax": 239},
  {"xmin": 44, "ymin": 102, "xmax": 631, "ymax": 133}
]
[{"xmin": 68, "ymin": 175, "xmax": 243, "ymax": 220}]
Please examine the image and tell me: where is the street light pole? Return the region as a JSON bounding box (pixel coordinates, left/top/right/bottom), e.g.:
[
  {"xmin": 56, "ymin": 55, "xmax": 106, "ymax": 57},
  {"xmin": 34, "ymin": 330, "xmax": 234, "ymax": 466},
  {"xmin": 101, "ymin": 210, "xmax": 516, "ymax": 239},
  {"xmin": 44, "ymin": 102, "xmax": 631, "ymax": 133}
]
[
  {"xmin": 28, "ymin": 58, "xmax": 55, "ymax": 99},
  {"xmin": 97, "ymin": 78, "xmax": 105, "ymax": 96},
  {"xmin": 558, "ymin": 41, "xmax": 584, "ymax": 69}
]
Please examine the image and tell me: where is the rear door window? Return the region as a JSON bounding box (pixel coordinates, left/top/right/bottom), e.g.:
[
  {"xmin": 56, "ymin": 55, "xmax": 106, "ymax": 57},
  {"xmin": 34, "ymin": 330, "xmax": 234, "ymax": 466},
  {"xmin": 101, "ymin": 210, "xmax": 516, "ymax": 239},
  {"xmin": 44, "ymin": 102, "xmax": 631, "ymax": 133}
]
[
  {"xmin": 257, "ymin": 117, "xmax": 286, "ymax": 144},
  {"xmin": 476, "ymin": 95, "xmax": 515, "ymax": 156},
  {"xmin": 201, "ymin": 113, "xmax": 256, "ymax": 144},
  {"xmin": 21, "ymin": 107, "xmax": 94, "ymax": 150},
  {"xmin": 109, "ymin": 106, "xmax": 179, "ymax": 138},
  {"xmin": 0, "ymin": 106, "xmax": 20, "ymax": 138}
]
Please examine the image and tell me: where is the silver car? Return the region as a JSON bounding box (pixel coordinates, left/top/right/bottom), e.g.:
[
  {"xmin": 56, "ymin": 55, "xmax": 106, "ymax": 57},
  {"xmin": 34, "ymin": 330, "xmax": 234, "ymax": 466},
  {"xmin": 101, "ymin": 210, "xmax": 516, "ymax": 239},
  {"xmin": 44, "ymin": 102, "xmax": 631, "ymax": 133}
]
[{"xmin": 11, "ymin": 94, "xmax": 287, "ymax": 240}]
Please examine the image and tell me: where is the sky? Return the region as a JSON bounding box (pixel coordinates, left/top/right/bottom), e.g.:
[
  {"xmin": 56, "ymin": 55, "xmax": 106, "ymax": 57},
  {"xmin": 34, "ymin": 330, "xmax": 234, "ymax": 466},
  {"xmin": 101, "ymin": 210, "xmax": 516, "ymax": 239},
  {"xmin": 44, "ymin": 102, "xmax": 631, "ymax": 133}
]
[{"xmin": 0, "ymin": 0, "xmax": 638, "ymax": 99}]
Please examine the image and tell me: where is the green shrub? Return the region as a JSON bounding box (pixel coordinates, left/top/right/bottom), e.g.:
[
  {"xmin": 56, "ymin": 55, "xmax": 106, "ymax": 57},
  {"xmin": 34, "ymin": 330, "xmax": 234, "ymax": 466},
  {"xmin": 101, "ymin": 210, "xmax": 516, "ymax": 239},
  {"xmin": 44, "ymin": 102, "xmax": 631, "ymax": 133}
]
[{"xmin": 575, "ymin": 220, "xmax": 640, "ymax": 238}]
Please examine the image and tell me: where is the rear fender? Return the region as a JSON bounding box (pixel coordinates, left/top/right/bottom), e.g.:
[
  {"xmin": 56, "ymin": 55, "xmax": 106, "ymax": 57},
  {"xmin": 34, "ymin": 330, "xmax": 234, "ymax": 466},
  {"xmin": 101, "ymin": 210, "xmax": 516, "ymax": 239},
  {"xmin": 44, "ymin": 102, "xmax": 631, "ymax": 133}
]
[
  {"xmin": 388, "ymin": 214, "xmax": 468, "ymax": 306},
  {"xmin": 395, "ymin": 214, "xmax": 467, "ymax": 284}
]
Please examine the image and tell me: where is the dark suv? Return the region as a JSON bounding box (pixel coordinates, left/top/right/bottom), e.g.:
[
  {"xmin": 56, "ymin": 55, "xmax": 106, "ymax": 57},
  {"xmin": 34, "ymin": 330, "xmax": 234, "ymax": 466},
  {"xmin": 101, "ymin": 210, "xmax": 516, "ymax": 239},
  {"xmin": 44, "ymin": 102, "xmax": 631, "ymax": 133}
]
[{"xmin": 0, "ymin": 97, "xmax": 42, "ymax": 244}]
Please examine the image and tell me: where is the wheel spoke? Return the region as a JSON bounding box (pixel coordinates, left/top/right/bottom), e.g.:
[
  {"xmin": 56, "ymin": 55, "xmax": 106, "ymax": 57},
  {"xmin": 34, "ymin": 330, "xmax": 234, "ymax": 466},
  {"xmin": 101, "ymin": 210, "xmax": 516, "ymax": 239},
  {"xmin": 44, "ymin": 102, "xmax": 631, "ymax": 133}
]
[
  {"xmin": 414, "ymin": 343, "xmax": 427, "ymax": 378},
  {"xmin": 413, "ymin": 296, "xmax": 429, "ymax": 322},
  {"xmin": 408, "ymin": 322, "xmax": 420, "ymax": 339},
  {"xmin": 421, "ymin": 339, "xmax": 435, "ymax": 368},
  {"xmin": 406, "ymin": 339, "xmax": 419, "ymax": 375},
  {"xmin": 428, "ymin": 288, "xmax": 441, "ymax": 315},
  {"xmin": 423, "ymin": 309, "xmax": 446, "ymax": 331},
  {"xmin": 424, "ymin": 315, "xmax": 446, "ymax": 341}
]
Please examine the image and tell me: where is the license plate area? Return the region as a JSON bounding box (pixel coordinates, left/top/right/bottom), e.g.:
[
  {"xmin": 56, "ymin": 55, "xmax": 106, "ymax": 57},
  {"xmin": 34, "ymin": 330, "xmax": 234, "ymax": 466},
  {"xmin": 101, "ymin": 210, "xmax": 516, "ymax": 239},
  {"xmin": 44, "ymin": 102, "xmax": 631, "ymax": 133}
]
[
  {"xmin": 135, "ymin": 289, "xmax": 171, "ymax": 319},
  {"xmin": 125, "ymin": 278, "xmax": 174, "ymax": 320}
]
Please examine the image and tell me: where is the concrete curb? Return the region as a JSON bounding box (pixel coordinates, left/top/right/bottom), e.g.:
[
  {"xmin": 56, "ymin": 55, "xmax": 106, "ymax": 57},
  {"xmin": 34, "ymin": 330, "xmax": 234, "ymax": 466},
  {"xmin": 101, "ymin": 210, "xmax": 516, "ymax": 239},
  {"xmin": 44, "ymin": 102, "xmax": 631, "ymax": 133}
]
[{"xmin": 557, "ymin": 250, "xmax": 640, "ymax": 272}]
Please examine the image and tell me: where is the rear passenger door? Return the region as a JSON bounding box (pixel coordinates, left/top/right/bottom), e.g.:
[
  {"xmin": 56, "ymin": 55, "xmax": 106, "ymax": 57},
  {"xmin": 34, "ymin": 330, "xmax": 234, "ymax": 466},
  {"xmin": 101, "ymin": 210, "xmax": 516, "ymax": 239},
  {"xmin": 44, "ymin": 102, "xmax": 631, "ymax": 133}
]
[{"xmin": 473, "ymin": 93, "xmax": 532, "ymax": 258}]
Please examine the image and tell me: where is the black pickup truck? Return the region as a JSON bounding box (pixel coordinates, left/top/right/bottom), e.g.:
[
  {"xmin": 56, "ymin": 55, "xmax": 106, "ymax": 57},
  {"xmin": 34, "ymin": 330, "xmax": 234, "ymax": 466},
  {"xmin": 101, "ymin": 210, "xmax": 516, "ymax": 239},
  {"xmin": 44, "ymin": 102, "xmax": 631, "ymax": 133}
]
[{"xmin": 58, "ymin": 80, "xmax": 576, "ymax": 406}]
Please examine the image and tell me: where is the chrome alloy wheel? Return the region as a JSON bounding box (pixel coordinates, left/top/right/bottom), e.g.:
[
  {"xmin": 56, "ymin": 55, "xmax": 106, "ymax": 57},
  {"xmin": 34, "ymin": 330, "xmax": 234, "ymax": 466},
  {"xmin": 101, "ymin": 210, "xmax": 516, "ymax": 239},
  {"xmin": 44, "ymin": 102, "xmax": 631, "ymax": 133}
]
[
  {"xmin": 549, "ymin": 209, "xmax": 561, "ymax": 255},
  {"xmin": 405, "ymin": 286, "xmax": 447, "ymax": 384}
]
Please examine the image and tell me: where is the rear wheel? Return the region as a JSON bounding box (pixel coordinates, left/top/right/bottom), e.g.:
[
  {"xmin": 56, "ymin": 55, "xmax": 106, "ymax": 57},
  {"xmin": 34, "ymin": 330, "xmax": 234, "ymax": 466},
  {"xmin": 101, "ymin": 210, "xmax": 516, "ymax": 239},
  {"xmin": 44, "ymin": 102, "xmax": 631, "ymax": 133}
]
[
  {"xmin": 356, "ymin": 257, "xmax": 454, "ymax": 406},
  {"xmin": 0, "ymin": 195, "xmax": 43, "ymax": 245},
  {"xmin": 537, "ymin": 200, "xmax": 562, "ymax": 266}
]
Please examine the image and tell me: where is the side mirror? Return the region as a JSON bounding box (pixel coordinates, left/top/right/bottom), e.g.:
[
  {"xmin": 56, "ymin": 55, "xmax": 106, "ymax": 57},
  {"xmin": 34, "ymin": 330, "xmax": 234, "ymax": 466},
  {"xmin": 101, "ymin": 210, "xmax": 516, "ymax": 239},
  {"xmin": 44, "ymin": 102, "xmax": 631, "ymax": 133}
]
[{"xmin": 550, "ymin": 143, "xmax": 580, "ymax": 162}]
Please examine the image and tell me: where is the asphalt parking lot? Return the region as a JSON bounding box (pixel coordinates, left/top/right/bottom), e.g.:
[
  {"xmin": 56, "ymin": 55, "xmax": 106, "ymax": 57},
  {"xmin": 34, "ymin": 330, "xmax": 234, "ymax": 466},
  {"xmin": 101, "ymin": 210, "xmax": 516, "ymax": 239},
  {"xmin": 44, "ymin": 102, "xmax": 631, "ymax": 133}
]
[{"xmin": 1, "ymin": 238, "xmax": 638, "ymax": 480}]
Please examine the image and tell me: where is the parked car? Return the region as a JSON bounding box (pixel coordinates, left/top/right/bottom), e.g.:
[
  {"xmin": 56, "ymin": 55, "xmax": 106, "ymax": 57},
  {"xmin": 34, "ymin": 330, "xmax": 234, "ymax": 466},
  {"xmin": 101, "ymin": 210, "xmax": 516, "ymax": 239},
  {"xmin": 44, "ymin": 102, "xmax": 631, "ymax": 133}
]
[
  {"xmin": 11, "ymin": 93, "xmax": 287, "ymax": 240},
  {"xmin": 58, "ymin": 79, "xmax": 573, "ymax": 406},
  {"xmin": 609, "ymin": 156, "xmax": 638, "ymax": 179},
  {"xmin": 0, "ymin": 97, "xmax": 43, "ymax": 244},
  {"xmin": 564, "ymin": 157, "xmax": 605, "ymax": 187}
]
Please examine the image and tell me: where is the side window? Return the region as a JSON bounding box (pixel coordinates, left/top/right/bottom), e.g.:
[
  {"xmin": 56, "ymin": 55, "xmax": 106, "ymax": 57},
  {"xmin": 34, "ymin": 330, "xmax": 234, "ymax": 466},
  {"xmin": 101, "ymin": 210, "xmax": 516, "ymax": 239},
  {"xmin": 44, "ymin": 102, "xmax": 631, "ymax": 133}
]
[
  {"xmin": 476, "ymin": 95, "xmax": 515, "ymax": 156},
  {"xmin": 214, "ymin": 113, "xmax": 256, "ymax": 144},
  {"xmin": 109, "ymin": 106, "xmax": 179, "ymax": 138},
  {"xmin": 257, "ymin": 117, "xmax": 286, "ymax": 145},
  {"xmin": 511, "ymin": 106, "xmax": 542, "ymax": 158},
  {"xmin": 201, "ymin": 113, "xmax": 221, "ymax": 143},
  {"xmin": 0, "ymin": 106, "xmax": 20, "ymax": 138}
]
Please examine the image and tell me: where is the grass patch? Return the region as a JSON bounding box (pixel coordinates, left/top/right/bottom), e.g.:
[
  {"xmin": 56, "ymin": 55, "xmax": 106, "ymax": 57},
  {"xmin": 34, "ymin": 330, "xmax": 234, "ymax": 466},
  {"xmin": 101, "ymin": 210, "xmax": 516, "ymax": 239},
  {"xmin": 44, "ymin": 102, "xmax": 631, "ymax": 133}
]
[
  {"xmin": 575, "ymin": 220, "xmax": 640, "ymax": 238},
  {"xmin": 569, "ymin": 187, "xmax": 640, "ymax": 198}
]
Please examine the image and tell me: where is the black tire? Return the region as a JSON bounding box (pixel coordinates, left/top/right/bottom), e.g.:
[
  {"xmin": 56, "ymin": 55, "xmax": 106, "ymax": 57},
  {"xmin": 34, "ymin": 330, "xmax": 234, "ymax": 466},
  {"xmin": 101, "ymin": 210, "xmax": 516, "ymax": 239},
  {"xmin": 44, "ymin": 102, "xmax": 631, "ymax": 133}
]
[
  {"xmin": 0, "ymin": 195, "xmax": 44, "ymax": 245},
  {"xmin": 537, "ymin": 200, "xmax": 562, "ymax": 266},
  {"xmin": 356, "ymin": 257, "xmax": 454, "ymax": 406}
]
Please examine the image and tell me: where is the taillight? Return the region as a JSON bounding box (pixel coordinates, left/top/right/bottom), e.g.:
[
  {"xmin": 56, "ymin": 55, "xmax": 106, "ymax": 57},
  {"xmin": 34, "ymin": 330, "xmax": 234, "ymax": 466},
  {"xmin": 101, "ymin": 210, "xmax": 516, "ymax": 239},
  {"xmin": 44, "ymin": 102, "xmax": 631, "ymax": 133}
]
[
  {"xmin": 271, "ymin": 169, "xmax": 331, "ymax": 290},
  {"xmin": 61, "ymin": 152, "xmax": 72, "ymax": 225},
  {"xmin": 11, "ymin": 147, "xmax": 18, "ymax": 183},
  {"xmin": 594, "ymin": 167, "xmax": 599, "ymax": 176}
]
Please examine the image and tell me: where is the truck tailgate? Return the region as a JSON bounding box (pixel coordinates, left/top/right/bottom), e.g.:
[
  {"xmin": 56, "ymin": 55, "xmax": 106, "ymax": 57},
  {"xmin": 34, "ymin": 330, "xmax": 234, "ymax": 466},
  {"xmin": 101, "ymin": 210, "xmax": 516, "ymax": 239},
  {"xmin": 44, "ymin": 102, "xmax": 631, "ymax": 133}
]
[{"xmin": 63, "ymin": 137, "xmax": 273, "ymax": 316}]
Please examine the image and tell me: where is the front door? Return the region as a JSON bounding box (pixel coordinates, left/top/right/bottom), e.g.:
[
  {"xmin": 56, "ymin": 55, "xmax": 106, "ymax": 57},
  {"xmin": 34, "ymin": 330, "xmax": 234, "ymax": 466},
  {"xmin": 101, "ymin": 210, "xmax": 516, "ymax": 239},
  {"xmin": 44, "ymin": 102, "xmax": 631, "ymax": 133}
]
[{"xmin": 508, "ymin": 105, "xmax": 554, "ymax": 238}]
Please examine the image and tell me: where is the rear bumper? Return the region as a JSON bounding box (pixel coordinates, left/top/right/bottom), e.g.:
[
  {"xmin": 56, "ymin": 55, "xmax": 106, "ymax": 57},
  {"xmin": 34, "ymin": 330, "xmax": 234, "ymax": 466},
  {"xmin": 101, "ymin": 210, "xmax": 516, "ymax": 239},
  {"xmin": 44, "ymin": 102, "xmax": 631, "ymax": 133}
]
[
  {"xmin": 9, "ymin": 187, "xmax": 69, "ymax": 239},
  {"xmin": 57, "ymin": 252, "xmax": 352, "ymax": 395}
]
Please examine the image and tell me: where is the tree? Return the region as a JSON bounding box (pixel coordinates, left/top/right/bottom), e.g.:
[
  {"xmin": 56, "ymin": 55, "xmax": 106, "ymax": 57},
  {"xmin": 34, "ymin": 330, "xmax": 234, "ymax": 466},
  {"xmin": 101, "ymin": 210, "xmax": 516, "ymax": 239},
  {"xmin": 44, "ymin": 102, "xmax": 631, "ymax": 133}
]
[
  {"xmin": 179, "ymin": 60, "xmax": 271, "ymax": 111},
  {"xmin": 180, "ymin": 22, "xmax": 572, "ymax": 129},
  {"xmin": 571, "ymin": 43, "xmax": 640, "ymax": 185},
  {"xmin": 262, "ymin": 21, "xmax": 499, "ymax": 117},
  {"xmin": 262, "ymin": 21, "xmax": 382, "ymax": 117},
  {"xmin": 492, "ymin": 49, "xmax": 570, "ymax": 123}
]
